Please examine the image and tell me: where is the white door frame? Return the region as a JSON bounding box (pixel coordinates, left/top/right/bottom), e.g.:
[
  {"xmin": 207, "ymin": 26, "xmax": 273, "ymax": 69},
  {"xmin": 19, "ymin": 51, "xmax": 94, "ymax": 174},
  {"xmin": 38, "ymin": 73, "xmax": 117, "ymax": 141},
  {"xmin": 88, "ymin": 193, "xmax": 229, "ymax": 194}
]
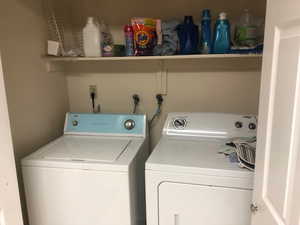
[{"xmin": 0, "ymin": 53, "xmax": 23, "ymax": 225}]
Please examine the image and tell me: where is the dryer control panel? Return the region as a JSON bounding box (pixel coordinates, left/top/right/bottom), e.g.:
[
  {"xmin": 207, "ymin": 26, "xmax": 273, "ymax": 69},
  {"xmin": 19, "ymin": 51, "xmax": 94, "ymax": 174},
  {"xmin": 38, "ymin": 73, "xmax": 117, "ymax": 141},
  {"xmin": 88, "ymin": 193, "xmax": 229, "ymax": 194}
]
[
  {"xmin": 164, "ymin": 113, "xmax": 257, "ymax": 139},
  {"xmin": 64, "ymin": 113, "xmax": 146, "ymax": 137}
]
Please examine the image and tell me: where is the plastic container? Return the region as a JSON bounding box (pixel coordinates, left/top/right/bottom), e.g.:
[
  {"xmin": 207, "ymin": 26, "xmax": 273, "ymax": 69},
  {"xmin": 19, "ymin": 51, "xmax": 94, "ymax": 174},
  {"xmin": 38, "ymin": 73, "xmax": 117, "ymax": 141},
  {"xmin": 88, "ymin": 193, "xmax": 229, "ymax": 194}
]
[
  {"xmin": 177, "ymin": 16, "xmax": 199, "ymax": 55},
  {"xmin": 131, "ymin": 18, "xmax": 157, "ymax": 56},
  {"xmin": 212, "ymin": 12, "xmax": 231, "ymax": 54},
  {"xmin": 124, "ymin": 25, "xmax": 134, "ymax": 56},
  {"xmin": 82, "ymin": 17, "xmax": 101, "ymax": 57},
  {"xmin": 100, "ymin": 21, "xmax": 114, "ymax": 57},
  {"xmin": 200, "ymin": 9, "xmax": 212, "ymax": 54},
  {"xmin": 235, "ymin": 9, "xmax": 258, "ymax": 47}
]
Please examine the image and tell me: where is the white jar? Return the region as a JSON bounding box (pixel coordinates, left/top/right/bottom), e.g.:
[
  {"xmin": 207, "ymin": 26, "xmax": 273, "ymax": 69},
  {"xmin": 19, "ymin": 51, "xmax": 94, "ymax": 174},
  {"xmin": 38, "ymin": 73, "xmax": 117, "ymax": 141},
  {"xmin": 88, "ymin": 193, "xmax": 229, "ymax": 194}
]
[{"xmin": 83, "ymin": 17, "xmax": 101, "ymax": 57}]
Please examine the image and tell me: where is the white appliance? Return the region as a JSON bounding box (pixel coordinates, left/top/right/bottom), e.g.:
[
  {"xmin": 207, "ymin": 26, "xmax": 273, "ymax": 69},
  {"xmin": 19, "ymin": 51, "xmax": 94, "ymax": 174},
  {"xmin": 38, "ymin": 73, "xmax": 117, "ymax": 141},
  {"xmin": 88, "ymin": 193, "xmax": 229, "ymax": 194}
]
[
  {"xmin": 22, "ymin": 113, "xmax": 149, "ymax": 225},
  {"xmin": 146, "ymin": 113, "xmax": 257, "ymax": 225}
]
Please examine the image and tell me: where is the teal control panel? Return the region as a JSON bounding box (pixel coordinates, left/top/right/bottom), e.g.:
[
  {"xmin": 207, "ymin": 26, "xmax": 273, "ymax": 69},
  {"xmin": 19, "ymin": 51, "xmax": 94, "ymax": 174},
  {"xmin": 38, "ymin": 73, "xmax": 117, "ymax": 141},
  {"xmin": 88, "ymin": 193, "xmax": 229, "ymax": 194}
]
[{"xmin": 64, "ymin": 113, "xmax": 146, "ymax": 136}]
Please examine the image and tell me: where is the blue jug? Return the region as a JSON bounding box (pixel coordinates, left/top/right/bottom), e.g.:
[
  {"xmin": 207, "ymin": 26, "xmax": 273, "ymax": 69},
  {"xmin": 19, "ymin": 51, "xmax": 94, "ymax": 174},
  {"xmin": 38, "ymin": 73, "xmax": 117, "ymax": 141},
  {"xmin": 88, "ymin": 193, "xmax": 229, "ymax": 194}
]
[
  {"xmin": 177, "ymin": 16, "xmax": 199, "ymax": 54},
  {"xmin": 212, "ymin": 12, "xmax": 231, "ymax": 54}
]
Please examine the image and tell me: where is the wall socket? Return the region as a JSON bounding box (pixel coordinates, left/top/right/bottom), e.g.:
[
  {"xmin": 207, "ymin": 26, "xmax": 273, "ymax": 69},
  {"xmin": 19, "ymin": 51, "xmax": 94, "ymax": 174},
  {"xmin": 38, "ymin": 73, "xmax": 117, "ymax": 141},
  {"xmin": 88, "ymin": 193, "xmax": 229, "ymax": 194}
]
[{"xmin": 89, "ymin": 85, "xmax": 97, "ymax": 98}]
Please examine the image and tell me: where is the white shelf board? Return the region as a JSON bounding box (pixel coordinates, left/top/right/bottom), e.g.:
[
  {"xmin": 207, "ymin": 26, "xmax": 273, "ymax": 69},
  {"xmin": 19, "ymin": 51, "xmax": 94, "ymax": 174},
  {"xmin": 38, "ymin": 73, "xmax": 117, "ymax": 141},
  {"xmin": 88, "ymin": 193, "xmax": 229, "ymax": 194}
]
[{"xmin": 45, "ymin": 54, "xmax": 262, "ymax": 62}]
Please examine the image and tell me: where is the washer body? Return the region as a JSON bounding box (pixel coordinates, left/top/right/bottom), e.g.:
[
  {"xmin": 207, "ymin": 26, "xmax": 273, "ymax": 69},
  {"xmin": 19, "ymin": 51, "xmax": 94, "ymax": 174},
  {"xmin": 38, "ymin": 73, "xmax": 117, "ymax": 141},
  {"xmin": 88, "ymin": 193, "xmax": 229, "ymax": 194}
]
[
  {"xmin": 146, "ymin": 113, "xmax": 257, "ymax": 225},
  {"xmin": 22, "ymin": 113, "xmax": 148, "ymax": 225}
]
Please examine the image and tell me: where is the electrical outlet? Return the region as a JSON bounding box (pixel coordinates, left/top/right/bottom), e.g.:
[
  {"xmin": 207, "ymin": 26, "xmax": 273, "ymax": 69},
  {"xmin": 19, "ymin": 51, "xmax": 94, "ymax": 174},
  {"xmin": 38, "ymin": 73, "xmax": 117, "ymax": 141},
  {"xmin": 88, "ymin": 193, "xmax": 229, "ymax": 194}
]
[{"xmin": 89, "ymin": 85, "xmax": 97, "ymax": 98}]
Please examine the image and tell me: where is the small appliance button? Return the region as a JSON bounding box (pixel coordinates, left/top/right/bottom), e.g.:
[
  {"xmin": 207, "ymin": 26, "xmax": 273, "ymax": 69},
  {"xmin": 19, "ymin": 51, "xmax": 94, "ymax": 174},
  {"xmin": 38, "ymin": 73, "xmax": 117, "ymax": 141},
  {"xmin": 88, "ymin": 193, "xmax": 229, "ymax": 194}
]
[
  {"xmin": 249, "ymin": 123, "xmax": 257, "ymax": 130},
  {"xmin": 235, "ymin": 121, "xmax": 243, "ymax": 128}
]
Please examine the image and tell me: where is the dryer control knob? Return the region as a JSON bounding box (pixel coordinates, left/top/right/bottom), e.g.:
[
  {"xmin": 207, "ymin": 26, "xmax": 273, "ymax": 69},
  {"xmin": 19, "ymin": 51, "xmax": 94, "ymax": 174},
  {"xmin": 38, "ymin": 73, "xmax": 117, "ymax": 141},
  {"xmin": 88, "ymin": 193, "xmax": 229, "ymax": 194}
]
[
  {"xmin": 249, "ymin": 123, "xmax": 257, "ymax": 130},
  {"xmin": 72, "ymin": 120, "xmax": 79, "ymax": 126},
  {"xmin": 235, "ymin": 121, "xmax": 243, "ymax": 128},
  {"xmin": 173, "ymin": 118, "xmax": 187, "ymax": 129},
  {"xmin": 124, "ymin": 119, "xmax": 135, "ymax": 130}
]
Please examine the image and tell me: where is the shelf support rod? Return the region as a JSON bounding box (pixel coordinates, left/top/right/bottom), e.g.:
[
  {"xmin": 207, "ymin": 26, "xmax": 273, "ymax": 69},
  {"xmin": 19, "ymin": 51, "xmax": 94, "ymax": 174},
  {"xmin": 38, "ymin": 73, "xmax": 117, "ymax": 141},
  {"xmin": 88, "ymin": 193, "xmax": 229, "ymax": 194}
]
[{"xmin": 156, "ymin": 60, "xmax": 168, "ymax": 95}]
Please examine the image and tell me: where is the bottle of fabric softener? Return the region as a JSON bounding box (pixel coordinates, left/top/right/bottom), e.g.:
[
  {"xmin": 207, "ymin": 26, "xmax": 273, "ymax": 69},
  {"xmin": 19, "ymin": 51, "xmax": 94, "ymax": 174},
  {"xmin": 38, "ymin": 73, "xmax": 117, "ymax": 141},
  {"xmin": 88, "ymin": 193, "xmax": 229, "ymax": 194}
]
[
  {"xmin": 200, "ymin": 9, "xmax": 212, "ymax": 54},
  {"xmin": 212, "ymin": 12, "xmax": 231, "ymax": 54}
]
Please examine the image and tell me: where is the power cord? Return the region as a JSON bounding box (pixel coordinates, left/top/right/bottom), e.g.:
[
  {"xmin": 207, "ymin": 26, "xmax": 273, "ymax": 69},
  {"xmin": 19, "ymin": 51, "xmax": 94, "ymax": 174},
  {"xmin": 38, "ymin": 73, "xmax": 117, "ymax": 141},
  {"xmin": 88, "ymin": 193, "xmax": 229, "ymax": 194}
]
[
  {"xmin": 132, "ymin": 94, "xmax": 140, "ymax": 114},
  {"xmin": 149, "ymin": 94, "xmax": 164, "ymax": 127},
  {"xmin": 90, "ymin": 92, "xmax": 96, "ymax": 113}
]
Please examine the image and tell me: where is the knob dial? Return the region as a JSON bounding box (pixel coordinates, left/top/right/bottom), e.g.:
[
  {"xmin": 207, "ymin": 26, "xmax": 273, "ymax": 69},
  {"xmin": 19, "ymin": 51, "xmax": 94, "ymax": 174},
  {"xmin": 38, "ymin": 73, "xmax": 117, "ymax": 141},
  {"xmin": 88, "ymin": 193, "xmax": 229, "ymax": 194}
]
[
  {"xmin": 173, "ymin": 118, "xmax": 187, "ymax": 129},
  {"xmin": 249, "ymin": 123, "xmax": 257, "ymax": 130},
  {"xmin": 235, "ymin": 121, "xmax": 243, "ymax": 128},
  {"xmin": 124, "ymin": 119, "xmax": 135, "ymax": 130},
  {"xmin": 72, "ymin": 120, "xmax": 79, "ymax": 126}
]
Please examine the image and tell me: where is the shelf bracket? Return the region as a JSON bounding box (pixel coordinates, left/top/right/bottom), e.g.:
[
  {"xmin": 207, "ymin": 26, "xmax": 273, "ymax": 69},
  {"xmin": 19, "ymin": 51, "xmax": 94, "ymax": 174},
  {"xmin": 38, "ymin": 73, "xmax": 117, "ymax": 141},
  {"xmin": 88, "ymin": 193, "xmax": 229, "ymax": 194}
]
[{"xmin": 156, "ymin": 60, "xmax": 168, "ymax": 95}]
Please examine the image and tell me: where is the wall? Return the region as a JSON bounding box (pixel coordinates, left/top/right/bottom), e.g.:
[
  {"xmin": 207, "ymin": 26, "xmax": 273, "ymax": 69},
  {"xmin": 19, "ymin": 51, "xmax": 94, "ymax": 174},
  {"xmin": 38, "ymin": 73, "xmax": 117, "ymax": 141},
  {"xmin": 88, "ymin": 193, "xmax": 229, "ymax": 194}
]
[
  {"xmin": 66, "ymin": 59, "xmax": 261, "ymax": 147},
  {"xmin": 0, "ymin": 0, "xmax": 69, "ymax": 223}
]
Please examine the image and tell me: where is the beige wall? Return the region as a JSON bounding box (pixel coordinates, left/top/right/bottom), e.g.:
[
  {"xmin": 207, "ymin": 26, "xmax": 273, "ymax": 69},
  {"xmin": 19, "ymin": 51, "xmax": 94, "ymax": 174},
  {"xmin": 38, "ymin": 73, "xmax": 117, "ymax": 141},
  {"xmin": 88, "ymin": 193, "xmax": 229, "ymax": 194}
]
[
  {"xmin": 0, "ymin": 0, "xmax": 69, "ymax": 223},
  {"xmin": 55, "ymin": 0, "xmax": 266, "ymax": 27},
  {"xmin": 66, "ymin": 60, "xmax": 261, "ymax": 147}
]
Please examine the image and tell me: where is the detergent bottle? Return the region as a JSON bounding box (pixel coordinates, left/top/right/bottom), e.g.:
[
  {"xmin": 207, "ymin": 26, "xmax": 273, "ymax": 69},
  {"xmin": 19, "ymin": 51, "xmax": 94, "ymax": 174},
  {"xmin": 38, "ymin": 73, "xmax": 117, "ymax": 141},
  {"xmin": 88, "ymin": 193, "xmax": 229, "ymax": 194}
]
[{"xmin": 212, "ymin": 12, "xmax": 231, "ymax": 54}]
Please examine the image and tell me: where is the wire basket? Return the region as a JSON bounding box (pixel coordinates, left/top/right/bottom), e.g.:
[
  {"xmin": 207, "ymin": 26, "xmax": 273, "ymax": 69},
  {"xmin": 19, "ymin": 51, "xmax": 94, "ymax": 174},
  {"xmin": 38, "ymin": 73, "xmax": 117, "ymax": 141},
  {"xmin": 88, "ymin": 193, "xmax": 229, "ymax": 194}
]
[{"xmin": 43, "ymin": 0, "xmax": 83, "ymax": 56}]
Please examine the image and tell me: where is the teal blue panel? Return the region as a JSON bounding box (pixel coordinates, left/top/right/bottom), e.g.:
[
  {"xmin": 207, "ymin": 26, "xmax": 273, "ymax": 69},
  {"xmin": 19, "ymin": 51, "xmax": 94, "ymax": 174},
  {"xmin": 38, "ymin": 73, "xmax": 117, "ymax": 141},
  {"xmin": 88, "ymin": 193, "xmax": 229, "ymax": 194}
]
[{"xmin": 65, "ymin": 113, "xmax": 145, "ymax": 135}]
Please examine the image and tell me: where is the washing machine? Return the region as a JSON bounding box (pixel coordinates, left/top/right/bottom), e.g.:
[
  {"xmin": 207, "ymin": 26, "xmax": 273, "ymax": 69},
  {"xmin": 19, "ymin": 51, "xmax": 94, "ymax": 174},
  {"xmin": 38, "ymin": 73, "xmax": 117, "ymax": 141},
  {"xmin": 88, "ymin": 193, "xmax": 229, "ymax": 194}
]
[
  {"xmin": 146, "ymin": 113, "xmax": 257, "ymax": 225},
  {"xmin": 22, "ymin": 113, "xmax": 149, "ymax": 225}
]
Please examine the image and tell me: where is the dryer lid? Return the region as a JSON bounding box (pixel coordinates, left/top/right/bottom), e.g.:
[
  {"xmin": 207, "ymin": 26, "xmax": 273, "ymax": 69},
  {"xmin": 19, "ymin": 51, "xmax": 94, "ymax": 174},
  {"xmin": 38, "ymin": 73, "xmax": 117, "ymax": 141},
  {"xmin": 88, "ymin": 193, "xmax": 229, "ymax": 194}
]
[
  {"xmin": 43, "ymin": 136, "xmax": 131, "ymax": 163},
  {"xmin": 146, "ymin": 137, "xmax": 253, "ymax": 179}
]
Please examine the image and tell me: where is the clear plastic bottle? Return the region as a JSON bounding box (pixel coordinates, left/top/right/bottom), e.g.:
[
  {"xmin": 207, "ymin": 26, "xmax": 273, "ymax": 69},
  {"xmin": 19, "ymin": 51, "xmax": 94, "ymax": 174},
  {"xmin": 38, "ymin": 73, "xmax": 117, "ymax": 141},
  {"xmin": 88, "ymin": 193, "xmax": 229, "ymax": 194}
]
[
  {"xmin": 235, "ymin": 9, "xmax": 258, "ymax": 47},
  {"xmin": 82, "ymin": 17, "xmax": 101, "ymax": 57}
]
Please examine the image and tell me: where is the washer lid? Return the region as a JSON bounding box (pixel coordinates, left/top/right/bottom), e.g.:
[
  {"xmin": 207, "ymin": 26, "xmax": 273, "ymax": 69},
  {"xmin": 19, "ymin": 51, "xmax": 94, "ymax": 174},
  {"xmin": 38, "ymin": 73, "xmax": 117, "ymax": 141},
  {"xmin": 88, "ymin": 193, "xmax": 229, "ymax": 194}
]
[{"xmin": 43, "ymin": 136, "xmax": 131, "ymax": 163}]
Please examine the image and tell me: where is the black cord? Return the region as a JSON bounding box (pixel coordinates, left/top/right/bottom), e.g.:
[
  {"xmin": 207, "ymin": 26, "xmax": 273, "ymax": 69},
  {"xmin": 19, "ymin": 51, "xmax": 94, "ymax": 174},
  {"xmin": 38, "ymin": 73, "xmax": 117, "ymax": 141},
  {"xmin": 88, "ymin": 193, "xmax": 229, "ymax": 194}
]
[
  {"xmin": 90, "ymin": 92, "xmax": 96, "ymax": 113},
  {"xmin": 132, "ymin": 94, "xmax": 140, "ymax": 114},
  {"xmin": 149, "ymin": 94, "xmax": 164, "ymax": 127}
]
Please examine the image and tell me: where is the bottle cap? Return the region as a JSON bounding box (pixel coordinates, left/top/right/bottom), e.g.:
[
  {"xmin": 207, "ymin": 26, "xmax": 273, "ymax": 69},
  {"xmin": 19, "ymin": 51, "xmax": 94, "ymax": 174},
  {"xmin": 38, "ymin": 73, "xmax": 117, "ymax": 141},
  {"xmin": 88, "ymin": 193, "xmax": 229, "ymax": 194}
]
[
  {"xmin": 87, "ymin": 17, "xmax": 94, "ymax": 24},
  {"xmin": 184, "ymin": 16, "xmax": 194, "ymax": 24},
  {"xmin": 124, "ymin": 24, "xmax": 133, "ymax": 31},
  {"xmin": 202, "ymin": 9, "xmax": 211, "ymax": 20},
  {"xmin": 219, "ymin": 12, "xmax": 227, "ymax": 20}
]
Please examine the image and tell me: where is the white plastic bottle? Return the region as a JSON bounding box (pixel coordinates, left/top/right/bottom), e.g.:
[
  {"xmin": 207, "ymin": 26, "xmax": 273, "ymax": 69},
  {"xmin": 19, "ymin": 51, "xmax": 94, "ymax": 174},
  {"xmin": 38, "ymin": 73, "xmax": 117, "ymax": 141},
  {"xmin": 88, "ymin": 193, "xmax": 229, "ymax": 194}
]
[{"xmin": 83, "ymin": 17, "xmax": 101, "ymax": 57}]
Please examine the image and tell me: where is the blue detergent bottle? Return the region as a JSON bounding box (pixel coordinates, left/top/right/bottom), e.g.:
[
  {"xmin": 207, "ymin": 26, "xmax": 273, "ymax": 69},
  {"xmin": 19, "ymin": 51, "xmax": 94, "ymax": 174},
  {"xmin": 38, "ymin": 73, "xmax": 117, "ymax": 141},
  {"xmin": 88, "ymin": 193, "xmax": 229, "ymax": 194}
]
[
  {"xmin": 212, "ymin": 12, "xmax": 231, "ymax": 54},
  {"xmin": 200, "ymin": 9, "xmax": 212, "ymax": 54},
  {"xmin": 177, "ymin": 16, "xmax": 199, "ymax": 54}
]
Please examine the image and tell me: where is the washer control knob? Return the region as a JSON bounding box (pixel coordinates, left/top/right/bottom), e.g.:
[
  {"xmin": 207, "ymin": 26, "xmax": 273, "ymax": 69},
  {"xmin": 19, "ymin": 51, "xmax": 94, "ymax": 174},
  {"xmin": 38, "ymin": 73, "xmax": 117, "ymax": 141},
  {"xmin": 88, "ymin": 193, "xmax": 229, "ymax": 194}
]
[
  {"xmin": 235, "ymin": 121, "xmax": 243, "ymax": 128},
  {"xmin": 124, "ymin": 119, "xmax": 135, "ymax": 130},
  {"xmin": 72, "ymin": 120, "xmax": 78, "ymax": 126},
  {"xmin": 173, "ymin": 118, "xmax": 187, "ymax": 129},
  {"xmin": 249, "ymin": 123, "xmax": 257, "ymax": 130}
]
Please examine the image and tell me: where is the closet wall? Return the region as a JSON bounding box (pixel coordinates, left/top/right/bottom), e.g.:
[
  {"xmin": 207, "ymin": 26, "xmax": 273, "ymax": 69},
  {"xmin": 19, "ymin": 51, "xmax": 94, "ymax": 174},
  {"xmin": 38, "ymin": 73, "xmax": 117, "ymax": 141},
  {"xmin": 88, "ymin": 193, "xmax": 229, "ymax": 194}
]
[
  {"xmin": 66, "ymin": 60, "xmax": 261, "ymax": 147},
  {"xmin": 0, "ymin": 0, "xmax": 69, "ymax": 221}
]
